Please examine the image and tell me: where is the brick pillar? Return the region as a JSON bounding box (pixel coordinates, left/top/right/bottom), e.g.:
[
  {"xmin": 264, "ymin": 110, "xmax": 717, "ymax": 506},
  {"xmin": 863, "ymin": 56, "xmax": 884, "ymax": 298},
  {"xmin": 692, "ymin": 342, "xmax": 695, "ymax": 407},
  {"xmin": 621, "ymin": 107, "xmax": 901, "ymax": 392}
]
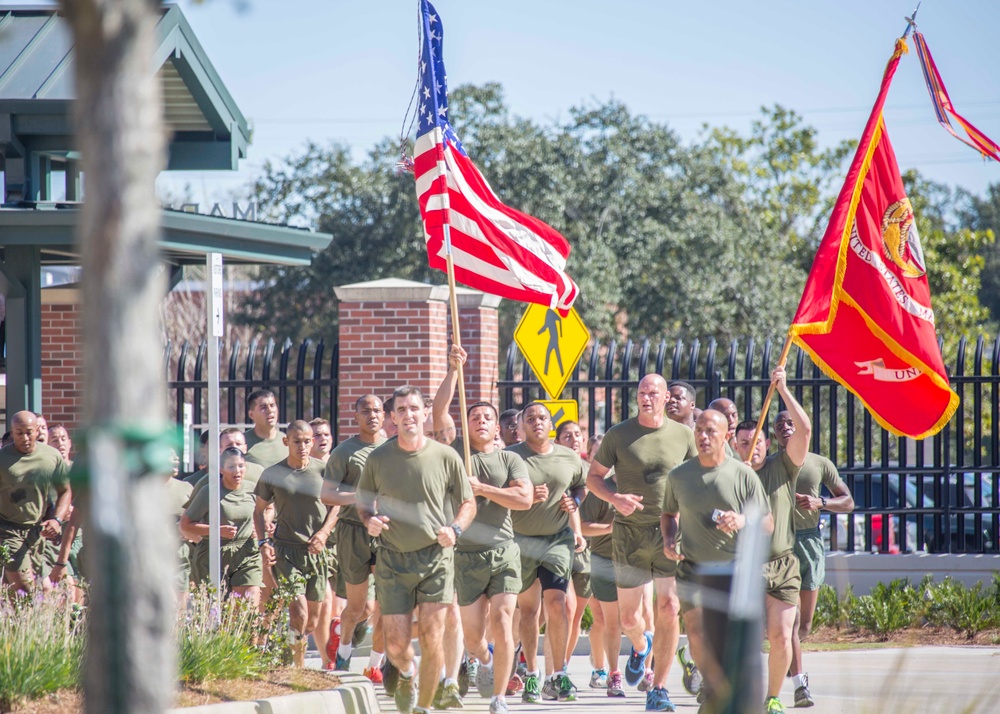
[
  {"xmin": 333, "ymin": 278, "xmax": 500, "ymax": 439},
  {"xmin": 40, "ymin": 288, "xmax": 83, "ymax": 430}
]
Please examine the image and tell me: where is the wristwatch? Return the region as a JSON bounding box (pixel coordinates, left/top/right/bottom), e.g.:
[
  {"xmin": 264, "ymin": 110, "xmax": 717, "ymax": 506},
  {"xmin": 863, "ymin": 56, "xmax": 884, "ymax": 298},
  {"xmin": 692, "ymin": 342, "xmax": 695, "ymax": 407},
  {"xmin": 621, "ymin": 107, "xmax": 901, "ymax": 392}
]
[
  {"xmin": 820, "ymin": 497, "xmax": 828, "ymax": 509},
  {"xmin": 257, "ymin": 537, "xmax": 274, "ymax": 547},
  {"xmin": 450, "ymin": 523, "xmax": 463, "ymax": 539}
]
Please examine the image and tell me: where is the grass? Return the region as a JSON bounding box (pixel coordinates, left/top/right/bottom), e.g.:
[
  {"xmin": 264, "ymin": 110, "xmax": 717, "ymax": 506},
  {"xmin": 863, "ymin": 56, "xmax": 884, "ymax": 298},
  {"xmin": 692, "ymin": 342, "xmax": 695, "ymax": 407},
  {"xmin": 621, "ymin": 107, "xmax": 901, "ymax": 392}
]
[{"xmin": 0, "ymin": 586, "xmax": 85, "ymax": 713}]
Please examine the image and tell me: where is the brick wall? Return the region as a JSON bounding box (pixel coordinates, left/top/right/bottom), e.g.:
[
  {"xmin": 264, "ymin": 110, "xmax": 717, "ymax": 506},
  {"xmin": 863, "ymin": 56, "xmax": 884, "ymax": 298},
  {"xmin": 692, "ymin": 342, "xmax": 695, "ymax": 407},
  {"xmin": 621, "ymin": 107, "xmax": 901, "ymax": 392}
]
[
  {"xmin": 40, "ymin": 289, "xmax": 83, "ymax": 429},
  {"xmin": 334, "ymin": 279, "xmax": 500, "ymax": 440}
]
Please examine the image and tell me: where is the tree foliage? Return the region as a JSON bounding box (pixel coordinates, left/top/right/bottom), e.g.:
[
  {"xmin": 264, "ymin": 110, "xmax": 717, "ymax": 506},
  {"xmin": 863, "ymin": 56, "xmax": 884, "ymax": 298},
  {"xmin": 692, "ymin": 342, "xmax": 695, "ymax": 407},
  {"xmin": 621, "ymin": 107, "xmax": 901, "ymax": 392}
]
[{"xmin": 235, "ymin": 84, "xmax": 994, "ymax": 349}]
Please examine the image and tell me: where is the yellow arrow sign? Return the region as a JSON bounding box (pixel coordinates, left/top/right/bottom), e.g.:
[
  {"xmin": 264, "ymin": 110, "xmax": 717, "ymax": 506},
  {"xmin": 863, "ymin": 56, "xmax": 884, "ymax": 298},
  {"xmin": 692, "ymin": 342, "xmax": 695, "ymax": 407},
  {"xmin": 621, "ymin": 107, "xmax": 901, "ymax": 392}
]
[
  {"xmin": 514, "ymin": 304, "xmax": 590, "ymax": 400},
  {"xmin": 534, "ymin": 399, "xmax": 579, "ymax": 440}
]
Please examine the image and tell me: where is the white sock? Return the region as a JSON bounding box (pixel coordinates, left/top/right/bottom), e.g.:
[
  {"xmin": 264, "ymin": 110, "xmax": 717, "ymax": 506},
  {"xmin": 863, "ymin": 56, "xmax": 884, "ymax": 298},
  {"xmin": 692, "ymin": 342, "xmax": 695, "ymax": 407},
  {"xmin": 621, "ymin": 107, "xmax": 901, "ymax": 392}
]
[
  {"xmin": 793, "ymin": 673, "xmax": 808, "ymax": 688},
  {"xmin": 491, "ymin": 695, "xmax": 504, "ymax": 705},
  {"xmin": 636, "ymin": 638, "xmax": 650, "ymax": 655},
  {"xmin": 369, "ymin": 650, "xmax": 384, "ymax": 669},
  {"xmin": 334, "ymin": 621, "xmax": 342, "ymax": 635},
  {"xmin": 527, "ymin": 670, "xmax": 539, "ymax": 678},
  {"xmin": 481, "ymin": 653, "xmax": 493, "ymax": 670},
  {"xmin": 444, "ymin": 677, "xmax": 458, "ymax": 688},
  {"xmin": 337, "ymin": 643, "xmax": 353, "ymax": 660},
  {"xmin": 400, "ymin": 664, "xmax": 416, "ymax": 679}
]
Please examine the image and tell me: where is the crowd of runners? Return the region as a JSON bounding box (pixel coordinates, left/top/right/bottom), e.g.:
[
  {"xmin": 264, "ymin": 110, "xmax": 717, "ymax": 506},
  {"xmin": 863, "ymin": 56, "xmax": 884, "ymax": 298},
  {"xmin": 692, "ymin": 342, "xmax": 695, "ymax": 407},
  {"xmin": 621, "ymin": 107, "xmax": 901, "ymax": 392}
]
[{"xmin": 0, "ymin": 343, "xmax": 854, "ymax": 714}]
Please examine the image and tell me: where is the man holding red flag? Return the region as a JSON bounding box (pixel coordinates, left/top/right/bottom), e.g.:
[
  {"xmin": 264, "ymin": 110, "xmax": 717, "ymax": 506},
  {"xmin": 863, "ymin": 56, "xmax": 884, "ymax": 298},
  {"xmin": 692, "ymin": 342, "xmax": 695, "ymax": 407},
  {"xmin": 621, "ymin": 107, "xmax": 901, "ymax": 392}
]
[{"xmin": 788, "ymin": 38, "xmax": 959, "ymax": 438}]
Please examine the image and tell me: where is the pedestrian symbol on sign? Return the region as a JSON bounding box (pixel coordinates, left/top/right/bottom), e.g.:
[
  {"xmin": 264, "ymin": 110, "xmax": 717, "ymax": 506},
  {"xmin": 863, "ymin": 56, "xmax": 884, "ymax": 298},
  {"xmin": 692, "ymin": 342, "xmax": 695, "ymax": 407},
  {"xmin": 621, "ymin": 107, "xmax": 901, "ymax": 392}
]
[{"xmin": 538, "ymin": 309, "xmax": 564, "ymax": 375}]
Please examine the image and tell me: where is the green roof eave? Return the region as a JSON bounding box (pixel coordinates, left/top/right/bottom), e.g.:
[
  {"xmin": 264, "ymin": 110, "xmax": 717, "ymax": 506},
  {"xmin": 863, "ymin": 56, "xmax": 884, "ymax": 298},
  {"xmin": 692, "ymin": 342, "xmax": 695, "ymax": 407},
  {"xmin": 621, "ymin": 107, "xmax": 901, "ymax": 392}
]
[{"xmin": 0, "ymin": 206, "xmax": 332, "ymax": 267}]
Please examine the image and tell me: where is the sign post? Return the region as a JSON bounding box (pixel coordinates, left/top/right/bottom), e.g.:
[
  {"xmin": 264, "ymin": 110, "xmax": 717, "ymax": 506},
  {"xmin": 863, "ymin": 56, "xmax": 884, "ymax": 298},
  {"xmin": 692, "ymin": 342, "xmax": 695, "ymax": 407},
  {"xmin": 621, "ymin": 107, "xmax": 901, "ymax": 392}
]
[
  {"xmin": 207, "ymin": 252, "xmax": 223, "ymax": 590},
  {"xmin": 513, "ymin": 305, "xmax": 590, "ymax": 400}
]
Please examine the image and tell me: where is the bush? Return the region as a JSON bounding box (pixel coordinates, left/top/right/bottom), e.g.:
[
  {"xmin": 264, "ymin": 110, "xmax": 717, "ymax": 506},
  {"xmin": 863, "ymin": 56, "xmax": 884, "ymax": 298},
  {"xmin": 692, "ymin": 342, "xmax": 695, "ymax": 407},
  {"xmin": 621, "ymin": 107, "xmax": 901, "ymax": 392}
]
[
  {"xmin": 178, "ymin": 586, "xmax": 268, "ymax": 684},
  {"xmin": 920, "ymin": 576, "xmax": 1000, "ymax": 639},
  {"xmin": 847, "ymin": 579, "xmax": 916, "ymax": 639},
  {"xmin": 0, "ymin": 587, "xmax": 85, "ymax": 712},
  {"xmin": 813, "ymin": 584, "xmax": 854, "ymax": 630}
]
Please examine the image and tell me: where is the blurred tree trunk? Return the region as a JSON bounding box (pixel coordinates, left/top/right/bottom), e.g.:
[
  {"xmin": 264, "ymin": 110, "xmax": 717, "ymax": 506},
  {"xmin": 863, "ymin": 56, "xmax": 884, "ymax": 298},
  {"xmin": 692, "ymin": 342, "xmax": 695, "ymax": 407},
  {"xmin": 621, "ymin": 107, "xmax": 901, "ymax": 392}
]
[{"xmin": 58, "ymin": 0, "xmax": 174, "ymax": 712}]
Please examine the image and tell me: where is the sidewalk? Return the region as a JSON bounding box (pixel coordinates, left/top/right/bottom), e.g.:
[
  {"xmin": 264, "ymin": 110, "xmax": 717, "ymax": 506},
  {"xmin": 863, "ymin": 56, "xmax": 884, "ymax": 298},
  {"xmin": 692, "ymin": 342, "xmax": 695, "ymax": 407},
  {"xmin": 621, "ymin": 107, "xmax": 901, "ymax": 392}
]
[{"xmin": 311, "ymin": 644, "xmax": 1000, "ymax": 713}]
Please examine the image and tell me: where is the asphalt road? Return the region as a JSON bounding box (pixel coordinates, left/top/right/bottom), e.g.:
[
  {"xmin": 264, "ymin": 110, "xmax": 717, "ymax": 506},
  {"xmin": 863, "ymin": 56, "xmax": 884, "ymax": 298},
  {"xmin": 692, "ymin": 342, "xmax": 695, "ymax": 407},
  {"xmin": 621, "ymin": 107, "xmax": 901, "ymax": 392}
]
[{"xmin": 311, "ymin": 644, "xmax": 1000, "ymax": 714}]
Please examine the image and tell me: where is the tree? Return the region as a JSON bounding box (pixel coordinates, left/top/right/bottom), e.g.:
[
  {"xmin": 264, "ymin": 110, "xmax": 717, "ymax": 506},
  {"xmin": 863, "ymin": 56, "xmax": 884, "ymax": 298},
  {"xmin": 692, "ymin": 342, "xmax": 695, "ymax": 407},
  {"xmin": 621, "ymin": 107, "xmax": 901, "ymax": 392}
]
[
  {"xmin": 903, "ymin": 170, "xmax": 996, "ymax": 342},
  {"xmin": 59, "ymin": 0, "xmax": 176, "ymax": 712},
  {"xmin": 958, "ymin": 183, "xmax": 1000, "ymax": 325}
]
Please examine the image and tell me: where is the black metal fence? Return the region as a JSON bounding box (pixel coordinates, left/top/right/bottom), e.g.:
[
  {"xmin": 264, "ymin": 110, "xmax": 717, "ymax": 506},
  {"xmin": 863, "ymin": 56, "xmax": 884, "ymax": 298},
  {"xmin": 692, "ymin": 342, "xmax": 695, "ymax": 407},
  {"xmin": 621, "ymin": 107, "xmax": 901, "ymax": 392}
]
[
  {"xmin": 165, "ymin": 337, "xmax": 339, "ymax": 438},
  {"xmin": 499, "ymin": 335, "xmax": 1000, "ymax": 555}
]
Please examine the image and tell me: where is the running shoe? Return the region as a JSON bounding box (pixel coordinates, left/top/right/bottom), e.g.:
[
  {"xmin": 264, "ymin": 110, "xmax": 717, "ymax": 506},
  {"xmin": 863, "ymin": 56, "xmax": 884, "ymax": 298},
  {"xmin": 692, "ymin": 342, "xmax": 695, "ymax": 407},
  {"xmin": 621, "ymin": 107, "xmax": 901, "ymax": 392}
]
[
  {"xmin": 645, "ymin": 687, "xmax": 676, "ymax": 712},
  {"xmin": 607, "ymin": 670, "xmax": 626, "ymax": 698},
  {"xmin": 489, "ymin": 698, "xmax": 508, "ymax": 714},
  {"xmin": 556, "ymin": 673, "xmax": 578, "ymax": 702},
  {"xmin": 353, "ymin": 620, "xmax": 372, "ymax": 647},
  {"xmin": 395, "ymin": 674, "xmax": 416, "ymax": 714},
  {"xmin": 590, "ymin": 668, "xmax": 608, "ymax": 688},
  {"xmin": 382, "ymin": 659, "xmax": 400, "ymax": 696},
  {"xmin": 625, "ymin": 633, "xmax": 653, "ymax": 686},
  {"xmin": 323, "ymin": 661, "xmax": 336, "ymax": 671},
  {"xmin": 326, "ymin": 617, "xmax": 341, "ymax": 664},
  {"xmin": 541, "ymin": 676, "xmax": 559, "ymax": 701},
  {"xmin": 363, "ymin": 666, "xmax": 384, "ymax": 685},
  {"xmin": 793, "ymin": 676, "xmax": 815, "ymax": 708},
  {"xmin": 476, "ymin": 662, "xmax": 495, "ymax": 699},
  {"xmin": 638, "ymin": 670, "xmax": 654, "ymax": 692},
  {"xmin": 334, "ymin": 650, "xmax": 352, "ymax": 672},
  {"xmin": 522, "ymin": 674, "xmax": 541, "ymax": 704},
  {"xmin": 516, "ymin": 650, "xmax": 528, "ymax": 680},
  {"xmin": 765, "ymin": 696, "xmax": 786, "ymax": 714},
  {"xmin": 505, "ymin": 674, "xmax": 523, "ymax": 697},
  {"xmin": 440, "ymin": 682, "xmax": 464, "ymax": 709},
  {"xmin": 458, "ymin": 656, "xmax": 471, "ymax": 697},
  {"xmin": 677, "ymin": 644, "xmax": 703, "ymax": 696}
]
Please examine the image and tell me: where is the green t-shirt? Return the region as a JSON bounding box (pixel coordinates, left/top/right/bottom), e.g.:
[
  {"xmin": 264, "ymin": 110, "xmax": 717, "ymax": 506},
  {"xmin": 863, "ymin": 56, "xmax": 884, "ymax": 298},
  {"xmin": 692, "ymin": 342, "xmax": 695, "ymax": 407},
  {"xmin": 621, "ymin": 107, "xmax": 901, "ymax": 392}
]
[
  {"xmin": 579, "ymin": 476, "xmax": 615, "ymax": 559},
  {"xmin": 245, "ymin": 431, "xmax": 288, "ymax": 469},
  {"xmin": 164, "ymin": 477, "xmax": 193, "ymax": 523},
  {"xmin": 755, "ymin": 450, "xmax": 801, "ymax": 558},
  {"xmin": 183, "ymin": 467, "xmax": 207, "ymax": 486},
  {"xmin": 794, "ymin": 452, "xmax": 843, "ymax": 532},
  {"xmin": 507, "ymin": 442, "xmax": 586, "ymax": 537},
  {"xmin": 593, "ymin": 417, "xmax": 697, "ymax": 526},
  {"xmin": 185, "ymin": 462, "xmax": 263, "ymax": 507},
  {"xmin": 325, "ymin": 435, "xmax": 385, "ymax": 525},
  {"xmin": 254, "ymin": 457, "xmax": 327, "ymax": 547},
  {"xmin": 453, "ymin": 439, "xmax": 529, "ymax": 551},
  {"xmin": 663, "ymin": 456, "xmax": 770, "ymax": 564},
  {"xmin": 357, "ymin": 438, "xmax": 472, "ymax": 553},
  {"xmin": 185, "ymin": 481, "xmax": 256, "ymax": 543},
  {"xmin": 724, "ymin": 441, "xmax": 736, "ymax": 459},
  {"xmin": 0, "ymin": 444, "xmax": 70, "ymax": 525}
]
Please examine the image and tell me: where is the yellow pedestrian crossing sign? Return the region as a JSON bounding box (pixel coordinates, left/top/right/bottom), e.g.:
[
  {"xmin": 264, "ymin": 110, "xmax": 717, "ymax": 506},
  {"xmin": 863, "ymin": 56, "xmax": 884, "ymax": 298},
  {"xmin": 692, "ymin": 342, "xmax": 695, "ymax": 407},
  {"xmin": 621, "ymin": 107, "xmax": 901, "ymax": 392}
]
[
  {"xmin": 514, "ymin": 304, "xmax": 590, "ymax": 399},
  {"xmin": 534, "ymin": 399, "xmax": 579, "ymax": 440}
]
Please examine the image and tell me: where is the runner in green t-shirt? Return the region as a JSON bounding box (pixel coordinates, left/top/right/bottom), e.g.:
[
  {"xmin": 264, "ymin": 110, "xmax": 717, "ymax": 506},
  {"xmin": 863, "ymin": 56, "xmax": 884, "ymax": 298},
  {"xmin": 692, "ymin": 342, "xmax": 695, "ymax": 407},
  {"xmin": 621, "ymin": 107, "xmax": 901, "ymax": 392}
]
[
  {"xmin": 734, "ymin": 366, "xmax": 811, "ymax": 713},
  {"xmin": 253, "ymin": 420, "xmax": 329, "ymax": 668},
  {"xmin": 357, "ymin": 386, "xmax": 476, "ymax": 714},
  {"xmin": 321, "ymin": 395, "xmax": 386, "ymax": 677},
  {"xmin": 0, "ymin": 411, "xmax": 71, "ymax": 592},
  {"xmin": 244, "ymin": 389, "xmax": 288, "ymax": 468},
  {"xmin": 586, "ymin": 373, "xmax": 697, "ymax": 711},
  {"xmin": 708, "ymin": 397, "xmax": 739, "ymax": 458},
  {"xmin": 181, "ymin": 448, "xmax": 263, "ymax": 604},
  {"xmin": 774, "ymin": 410, "xmax": 854, "ymax": 708},
  {"xmin": 433, "ymin": 346, "xmax": 532, "ymax": 714},
  {"xmin": 507, "ymin": 403, "xmax": 586, "ymax": 704},
  {"xmin": 662, "ymin": 409, "xmax": 773, "ymax": 711}
]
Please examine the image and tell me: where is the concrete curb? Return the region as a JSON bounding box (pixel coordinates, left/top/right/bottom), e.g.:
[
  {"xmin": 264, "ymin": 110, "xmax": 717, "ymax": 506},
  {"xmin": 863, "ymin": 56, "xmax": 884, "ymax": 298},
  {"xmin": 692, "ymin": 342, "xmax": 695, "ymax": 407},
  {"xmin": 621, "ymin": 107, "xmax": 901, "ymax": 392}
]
[{"xmin": 169, "ymin": 672, "xmax": 380, "ymax": 714}]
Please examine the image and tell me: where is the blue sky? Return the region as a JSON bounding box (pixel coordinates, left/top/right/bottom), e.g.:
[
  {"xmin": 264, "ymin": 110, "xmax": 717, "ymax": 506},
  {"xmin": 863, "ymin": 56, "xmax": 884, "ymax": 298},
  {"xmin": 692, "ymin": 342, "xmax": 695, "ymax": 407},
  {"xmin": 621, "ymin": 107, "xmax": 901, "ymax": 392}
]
[{"xmin": 26, "ymin": 0, "xmax": 1000, "ymax": 205}]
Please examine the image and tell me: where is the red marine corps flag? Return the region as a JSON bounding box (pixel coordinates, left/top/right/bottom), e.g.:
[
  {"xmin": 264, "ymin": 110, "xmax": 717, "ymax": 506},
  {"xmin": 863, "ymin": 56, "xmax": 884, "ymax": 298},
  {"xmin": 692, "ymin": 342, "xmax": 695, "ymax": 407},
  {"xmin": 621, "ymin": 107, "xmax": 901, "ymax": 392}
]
[{"xmin": 789, "ymin": 38, "xmax": 959, "ymax": 438}]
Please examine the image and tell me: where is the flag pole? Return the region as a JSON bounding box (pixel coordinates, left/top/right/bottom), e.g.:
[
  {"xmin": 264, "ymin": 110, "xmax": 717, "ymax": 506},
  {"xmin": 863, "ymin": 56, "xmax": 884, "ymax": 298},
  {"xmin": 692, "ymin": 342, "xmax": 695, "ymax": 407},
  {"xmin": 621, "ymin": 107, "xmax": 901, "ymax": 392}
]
[
  {"xmin": 744, "ymin": 333, "xmax": 794, "ymax": 465},
  {"xmin": 443, "ymin": 221, "xmax": 474, "ymax": 477}
]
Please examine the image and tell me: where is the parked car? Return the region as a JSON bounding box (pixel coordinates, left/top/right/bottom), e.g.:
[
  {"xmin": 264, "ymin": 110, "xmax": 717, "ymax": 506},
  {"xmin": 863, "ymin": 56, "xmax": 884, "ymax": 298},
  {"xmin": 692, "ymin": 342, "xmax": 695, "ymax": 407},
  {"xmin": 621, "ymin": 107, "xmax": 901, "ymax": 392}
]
[{"xmin": 823, "ymin": 471, "xmax": 997, "ymax": 554}]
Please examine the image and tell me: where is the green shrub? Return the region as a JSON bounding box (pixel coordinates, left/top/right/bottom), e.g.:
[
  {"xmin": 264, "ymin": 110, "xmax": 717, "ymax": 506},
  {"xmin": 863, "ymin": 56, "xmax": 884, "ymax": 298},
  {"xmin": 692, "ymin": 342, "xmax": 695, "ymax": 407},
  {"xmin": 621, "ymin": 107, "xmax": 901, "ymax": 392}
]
[
  {"xmin": 813, "ymin": 584, "xmax": 857, "ymax": 630},
  {"xmin": 920, "ymin": 576, "xmax": 1000, "ymax": 639},
  {"xmin": 0, "ymin": 587, "xmax": 85, "ymax": 712},
  {"xmin": 847, "ymin": 579, "xmax": 915, "ymax": 639},
  {"xmin": 178, "ymin": 586, "xmax": 268, "ymax": 684}
]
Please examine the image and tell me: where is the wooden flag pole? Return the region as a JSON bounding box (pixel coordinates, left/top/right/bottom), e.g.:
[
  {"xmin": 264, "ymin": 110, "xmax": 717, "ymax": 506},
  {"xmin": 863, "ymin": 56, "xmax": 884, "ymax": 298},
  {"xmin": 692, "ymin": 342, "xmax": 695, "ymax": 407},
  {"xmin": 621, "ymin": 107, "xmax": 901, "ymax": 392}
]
[
  {"xmin": 443, "ymin": 224, "xmax": 474, "ymax": 477},
  {"xmin": 744, "ymin": 333, "xmax": 794, "ymax": 465}
]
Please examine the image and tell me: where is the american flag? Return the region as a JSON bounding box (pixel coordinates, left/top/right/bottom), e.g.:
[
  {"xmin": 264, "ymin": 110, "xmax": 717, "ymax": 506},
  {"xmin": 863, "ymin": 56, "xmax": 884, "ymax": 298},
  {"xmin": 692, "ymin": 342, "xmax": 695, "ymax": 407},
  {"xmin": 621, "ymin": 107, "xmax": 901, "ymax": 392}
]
[{"xmin": 411, "ymin": 0, "xmax": 579, "ymax": 314}]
